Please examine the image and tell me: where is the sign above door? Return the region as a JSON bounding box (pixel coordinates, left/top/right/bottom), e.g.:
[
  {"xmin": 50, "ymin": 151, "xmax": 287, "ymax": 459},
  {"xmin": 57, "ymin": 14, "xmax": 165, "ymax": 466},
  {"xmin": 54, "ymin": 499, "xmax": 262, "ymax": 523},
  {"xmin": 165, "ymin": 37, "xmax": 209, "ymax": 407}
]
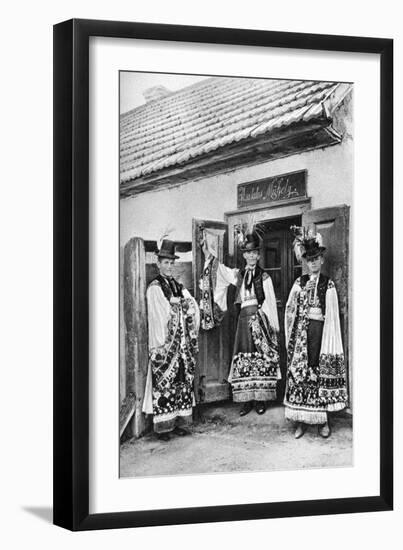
[{"xmin": 237, "ymin": 170, "xmax": 307, "ymax": 208}]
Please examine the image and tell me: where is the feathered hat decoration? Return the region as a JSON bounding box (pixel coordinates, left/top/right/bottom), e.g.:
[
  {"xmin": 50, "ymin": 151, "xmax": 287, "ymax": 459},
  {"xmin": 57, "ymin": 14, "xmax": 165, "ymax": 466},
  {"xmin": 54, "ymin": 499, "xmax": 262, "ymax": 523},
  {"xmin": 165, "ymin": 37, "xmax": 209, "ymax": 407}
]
[
  {"xmin": 156, "ymin": 224, "xmax": 175, "ymax": 251},
  {"xmin": 155, "ymin": 225, "xmax": 179, "ymax": 259},
  {"xmin": 234, "ymin": 214, "xmax": 264, "ymax": 249},
  {"xmin": 290, "ymin": 225, "xmax": 325, "ymax": 263}
]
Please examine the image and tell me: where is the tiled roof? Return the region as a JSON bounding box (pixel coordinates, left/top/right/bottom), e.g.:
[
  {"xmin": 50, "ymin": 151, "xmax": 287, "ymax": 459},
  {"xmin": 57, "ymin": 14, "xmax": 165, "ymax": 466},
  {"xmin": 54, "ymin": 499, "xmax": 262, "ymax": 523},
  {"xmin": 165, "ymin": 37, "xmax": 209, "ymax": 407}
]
[{"xmin": 120, "ymin": 77, "xmax": 343, "ymax": 185}]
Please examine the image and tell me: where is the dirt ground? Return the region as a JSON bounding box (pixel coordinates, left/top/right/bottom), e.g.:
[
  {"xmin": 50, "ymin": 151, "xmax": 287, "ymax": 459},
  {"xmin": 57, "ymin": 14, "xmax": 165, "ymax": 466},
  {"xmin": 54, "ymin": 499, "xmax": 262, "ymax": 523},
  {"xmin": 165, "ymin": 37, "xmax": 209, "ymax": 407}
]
[{"xmin": 120, "ymin": 402, "xmax": 353, "ymax": 478}]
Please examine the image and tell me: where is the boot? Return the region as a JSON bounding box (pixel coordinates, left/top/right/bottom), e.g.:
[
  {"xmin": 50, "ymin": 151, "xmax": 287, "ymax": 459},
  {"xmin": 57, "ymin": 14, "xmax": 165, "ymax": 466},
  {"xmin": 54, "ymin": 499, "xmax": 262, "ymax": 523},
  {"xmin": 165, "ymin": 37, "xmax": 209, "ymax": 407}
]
[
  {"xmin": 173, "ymin": 426, "xmax": 190, "ymax": 436},
  {"xmin": 255, "ymin": 401, "xmax": 266, "ymax": 415},
  {"xmin": 157, "ymin": 432, "xmax": 171, "ymax": 442},
  {"xmin": 318, "ymin": 421, "xmax": 331, "ymax": 438},
  {"xmin": 239, "ymin": 401, "xmax": 253, "ymax": 416},
  {"xmin": 295, "ymin": 422, "xmax": 307, "ymax": 439}
]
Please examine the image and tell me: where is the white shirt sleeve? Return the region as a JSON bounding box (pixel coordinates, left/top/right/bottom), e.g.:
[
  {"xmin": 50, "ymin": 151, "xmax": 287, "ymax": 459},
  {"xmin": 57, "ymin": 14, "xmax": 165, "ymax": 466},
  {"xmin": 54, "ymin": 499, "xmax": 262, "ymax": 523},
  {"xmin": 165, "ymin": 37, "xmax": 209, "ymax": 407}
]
[
  {"xmin": 320, "ymin": 284, "xmax": 344, "ymax": 355},
  {"xmin": 213, "ymin": 261, "xmax": 239, "ymax": 312},
  {"xmin": 146, "ymin": 284, "xmax": 170, "ymax": 349},
  {"xmin": 262, "ymin": 275, "xmax": 280, "ymax": 333}
]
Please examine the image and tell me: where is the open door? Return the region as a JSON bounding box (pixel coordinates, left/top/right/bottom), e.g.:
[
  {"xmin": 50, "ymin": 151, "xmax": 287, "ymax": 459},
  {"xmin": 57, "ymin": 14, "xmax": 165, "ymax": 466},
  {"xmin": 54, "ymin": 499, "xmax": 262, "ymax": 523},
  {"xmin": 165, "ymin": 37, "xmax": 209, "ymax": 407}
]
[
  {"xmin": 192, "ymin": 219, "xmax": 231, "ymax": 404},
  {"xmin": 259, "ymin": 217, "xmax": 302, "ymax": 400},
  {"xmin": 302, "ymin": 205, "xmax": 350, "ymax": 408}
]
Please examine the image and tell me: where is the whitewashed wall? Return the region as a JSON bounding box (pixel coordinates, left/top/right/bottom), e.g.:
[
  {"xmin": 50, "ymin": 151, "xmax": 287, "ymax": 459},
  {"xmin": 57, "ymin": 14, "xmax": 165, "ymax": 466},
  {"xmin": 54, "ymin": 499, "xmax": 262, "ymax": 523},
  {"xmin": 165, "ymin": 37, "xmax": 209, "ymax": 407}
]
[{"xmin": 121, "ymin": 141, "xmax": 352, "ymax": 246}]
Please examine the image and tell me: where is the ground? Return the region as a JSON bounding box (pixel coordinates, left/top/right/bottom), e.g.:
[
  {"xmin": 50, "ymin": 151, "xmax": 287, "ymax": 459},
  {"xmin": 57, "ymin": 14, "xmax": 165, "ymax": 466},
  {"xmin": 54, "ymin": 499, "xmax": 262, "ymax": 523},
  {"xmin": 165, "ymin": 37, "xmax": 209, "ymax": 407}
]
[{"xmin": 120, "ymin": 402, "xmax": 353, "ymax": 478}]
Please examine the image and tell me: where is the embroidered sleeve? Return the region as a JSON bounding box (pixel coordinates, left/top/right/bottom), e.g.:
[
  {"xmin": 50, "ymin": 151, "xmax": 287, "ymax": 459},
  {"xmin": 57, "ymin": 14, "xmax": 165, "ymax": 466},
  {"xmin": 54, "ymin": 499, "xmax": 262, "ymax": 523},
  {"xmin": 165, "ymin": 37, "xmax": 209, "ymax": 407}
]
[
  {"xmin": 284, "ymin": 279, "xmax": 301, "ymax": 348},
  {"xmin": 199, "ymin": 257, "xmax": 238, "ymax": 330},
  {"xmin": 182, "ymin": 288, "xmax": 200, "ymax": 333}
]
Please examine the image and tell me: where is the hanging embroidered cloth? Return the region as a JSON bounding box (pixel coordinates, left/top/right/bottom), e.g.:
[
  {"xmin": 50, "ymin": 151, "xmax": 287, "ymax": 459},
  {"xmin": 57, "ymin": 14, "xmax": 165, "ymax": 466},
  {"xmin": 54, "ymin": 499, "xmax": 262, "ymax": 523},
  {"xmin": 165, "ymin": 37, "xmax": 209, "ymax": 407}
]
[{"xmin": 200, "ymin": 257, "xmax": 225, "ymax": 330}]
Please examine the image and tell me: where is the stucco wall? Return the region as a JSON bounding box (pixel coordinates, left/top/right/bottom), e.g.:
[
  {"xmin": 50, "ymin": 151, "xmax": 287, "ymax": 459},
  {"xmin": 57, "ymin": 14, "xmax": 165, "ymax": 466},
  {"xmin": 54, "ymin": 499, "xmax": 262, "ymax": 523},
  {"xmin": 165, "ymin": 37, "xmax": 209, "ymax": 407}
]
[{"xmin": 121, "ymin": 142, "xmax": 351, "ymax": 246}]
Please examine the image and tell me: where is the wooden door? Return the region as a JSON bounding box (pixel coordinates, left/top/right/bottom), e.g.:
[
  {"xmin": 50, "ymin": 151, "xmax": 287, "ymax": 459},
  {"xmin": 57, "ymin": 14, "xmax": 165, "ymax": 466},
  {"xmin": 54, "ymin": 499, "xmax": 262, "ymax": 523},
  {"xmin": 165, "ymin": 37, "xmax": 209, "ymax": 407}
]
[
  {"xmin": 121, "ymin": 237, "xmax": 149, "ymax": 439},
  {"xmin": 260, "ymin": 228, "xmax": 301, "ymax": 399},
  {"xmin": 302, "ymin": 205, "xmax": 350, "ymax": 407},
  {"xmin": 192, "ymin": 218, "xmax": 231, "ymax": 404}
]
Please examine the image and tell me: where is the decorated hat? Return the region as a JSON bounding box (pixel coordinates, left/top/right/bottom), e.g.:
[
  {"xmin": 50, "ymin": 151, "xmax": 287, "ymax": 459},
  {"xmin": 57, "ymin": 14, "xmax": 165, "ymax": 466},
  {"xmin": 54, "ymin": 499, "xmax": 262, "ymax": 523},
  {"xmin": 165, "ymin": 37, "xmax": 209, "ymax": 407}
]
[
  {"xmin": 240, "ymin": 232, "xmax": 261, "ymax": 252},
  {"xmin": 235, "ymin": 214, "xmax": 263, "ymax": 252},
  {"xmin": 290, "ymin": 225, "xmax": 326, "ymax": 263},
  {"xmin": 301, "ymin": 238, "xmax": 326, "ymax": 260},
  {"xmin": 155, "ymin": 239, "xmax": 179, "ymax": 260}
]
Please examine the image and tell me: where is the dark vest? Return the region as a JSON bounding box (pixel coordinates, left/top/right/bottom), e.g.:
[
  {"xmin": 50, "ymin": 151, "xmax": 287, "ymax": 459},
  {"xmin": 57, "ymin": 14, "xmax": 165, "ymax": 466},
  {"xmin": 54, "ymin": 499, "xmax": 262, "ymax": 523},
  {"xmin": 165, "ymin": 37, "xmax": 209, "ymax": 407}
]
[
  {"xmin": 154, "ymin": 275, "xmax": 184, "ymax": 301},
  {"xmin": 234, "ymin": 264, "xmax": 267, "ymax": 306},
  {"xmin": 300, "ymin": 273, "xmax": 329, "ymax": 315}
]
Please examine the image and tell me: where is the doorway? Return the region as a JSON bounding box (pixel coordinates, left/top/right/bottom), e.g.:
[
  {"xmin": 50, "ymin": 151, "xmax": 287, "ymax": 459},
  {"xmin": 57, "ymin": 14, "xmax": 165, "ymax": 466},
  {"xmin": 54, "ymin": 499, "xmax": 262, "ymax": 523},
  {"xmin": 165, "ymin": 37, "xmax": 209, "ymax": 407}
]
[
  {"xmin": 258, "ymin": 215, "xmax": 302, "ymax": 400},
  {"xmin": 192, "ymin": 214, "xmax": 303, "ymax": 405}
]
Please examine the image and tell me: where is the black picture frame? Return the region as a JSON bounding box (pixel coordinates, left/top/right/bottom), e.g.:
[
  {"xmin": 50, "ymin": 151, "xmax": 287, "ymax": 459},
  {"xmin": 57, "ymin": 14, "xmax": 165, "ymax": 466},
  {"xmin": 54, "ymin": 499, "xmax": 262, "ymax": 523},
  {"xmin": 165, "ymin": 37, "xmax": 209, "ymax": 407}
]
[{"xmin": 53, "ymin": 18, "xmax": 393, "ymax": 531}]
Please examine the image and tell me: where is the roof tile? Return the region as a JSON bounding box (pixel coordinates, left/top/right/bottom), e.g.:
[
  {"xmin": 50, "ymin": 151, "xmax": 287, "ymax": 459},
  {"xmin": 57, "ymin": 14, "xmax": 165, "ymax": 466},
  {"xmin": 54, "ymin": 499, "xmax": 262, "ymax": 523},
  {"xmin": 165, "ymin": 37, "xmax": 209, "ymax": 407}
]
[{"xmin": 120, "ymin": 77, "xmax": 341, "ymax": 183}]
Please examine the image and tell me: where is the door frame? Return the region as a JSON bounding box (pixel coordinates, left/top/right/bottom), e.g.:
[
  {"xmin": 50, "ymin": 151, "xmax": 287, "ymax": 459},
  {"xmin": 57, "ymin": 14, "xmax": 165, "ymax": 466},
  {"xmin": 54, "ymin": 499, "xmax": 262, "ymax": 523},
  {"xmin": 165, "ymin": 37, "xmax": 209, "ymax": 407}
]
[
  {"xmin": 225, "ymin": 197, "xmax": 311, "ymax": 264},
  {"xmin": 225, "ymin": 199, "xmax": 312, "ymax": 402},
  {"xmin": 192, "ymin": 218, "xmax": 231, "ymax": 404},
  {"xmin": 259, "ymin": 222, "xmax": 302, "ymax": 400}
]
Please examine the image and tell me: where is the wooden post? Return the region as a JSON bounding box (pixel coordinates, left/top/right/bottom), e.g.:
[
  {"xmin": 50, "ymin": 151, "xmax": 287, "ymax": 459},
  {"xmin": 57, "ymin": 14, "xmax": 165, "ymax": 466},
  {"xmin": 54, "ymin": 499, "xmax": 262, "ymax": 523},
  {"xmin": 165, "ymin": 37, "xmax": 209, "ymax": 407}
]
[
  {"xmin": 119, "ymin": 247, "xmax": 126, "ymax": 404},
  {"xmin": 123, "ymin": 237, "xmax": 149, "ymax": 438}
]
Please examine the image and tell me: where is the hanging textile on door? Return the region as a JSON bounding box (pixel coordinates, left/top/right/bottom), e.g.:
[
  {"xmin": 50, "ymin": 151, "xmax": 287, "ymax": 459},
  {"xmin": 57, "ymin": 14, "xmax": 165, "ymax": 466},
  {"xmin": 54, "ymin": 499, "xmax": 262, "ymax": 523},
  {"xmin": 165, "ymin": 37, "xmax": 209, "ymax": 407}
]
[{"xmin": 199, "ymin": 229, "xmax": 225, "ymax": 330}]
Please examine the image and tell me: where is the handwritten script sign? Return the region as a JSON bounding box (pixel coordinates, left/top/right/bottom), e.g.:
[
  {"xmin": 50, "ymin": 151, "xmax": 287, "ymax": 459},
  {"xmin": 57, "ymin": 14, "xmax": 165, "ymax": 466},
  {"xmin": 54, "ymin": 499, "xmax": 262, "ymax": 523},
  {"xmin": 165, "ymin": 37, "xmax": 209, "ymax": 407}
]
[{"xmin": 237, "ymin": 171, "xmax": 306, "ymax": 208}]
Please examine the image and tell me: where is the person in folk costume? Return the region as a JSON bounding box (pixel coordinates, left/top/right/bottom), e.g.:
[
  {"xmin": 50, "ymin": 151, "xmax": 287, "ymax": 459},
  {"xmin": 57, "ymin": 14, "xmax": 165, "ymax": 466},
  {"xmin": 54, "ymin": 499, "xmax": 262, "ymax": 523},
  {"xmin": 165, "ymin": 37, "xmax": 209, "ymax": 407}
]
[
  {"xmin": 142, "ymin": 239, "xmax": 200, "ymax": 441},
  {"xmin": 200, "ymin": 226, "xmax": 280, "ymax": 416},
  {"xmin": 284, "ymin": 228, "xmax": 348, "ymax": 439}
]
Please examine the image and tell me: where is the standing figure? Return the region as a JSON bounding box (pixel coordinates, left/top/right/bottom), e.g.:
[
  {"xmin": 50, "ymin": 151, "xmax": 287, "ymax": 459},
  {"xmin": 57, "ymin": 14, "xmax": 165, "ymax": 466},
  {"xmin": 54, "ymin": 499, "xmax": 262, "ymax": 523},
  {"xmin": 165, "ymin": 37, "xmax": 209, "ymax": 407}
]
[
  {"xmin": 201, "ymin": 229, "xmax": 280, "ymax": 416},
  {"xmin": 142, "ymin": 240, "xmax": 200, "ymax": 441},
  {"xmin": 284, "ymin": 231, "xmax": 348, "ymax": 439}
]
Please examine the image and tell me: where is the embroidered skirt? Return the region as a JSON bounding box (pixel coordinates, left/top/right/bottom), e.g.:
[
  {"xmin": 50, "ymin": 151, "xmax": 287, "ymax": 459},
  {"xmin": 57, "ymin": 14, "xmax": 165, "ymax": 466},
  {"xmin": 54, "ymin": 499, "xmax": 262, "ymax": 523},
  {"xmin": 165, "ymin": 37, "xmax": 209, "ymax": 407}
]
[
  {"xmin": 143, "ymin": 362, "xmax": 194, "ymax": 434},
  {"xmin": 228, "ymin": 305, "xmax": 280, "ymax": 403},
  {"xmin": 146, "ymin": 298, "xmax": 199, "ymax": 434},
  {"xmin": 285, "ymin": 319, "xmax": 328, "ymax": 425}
]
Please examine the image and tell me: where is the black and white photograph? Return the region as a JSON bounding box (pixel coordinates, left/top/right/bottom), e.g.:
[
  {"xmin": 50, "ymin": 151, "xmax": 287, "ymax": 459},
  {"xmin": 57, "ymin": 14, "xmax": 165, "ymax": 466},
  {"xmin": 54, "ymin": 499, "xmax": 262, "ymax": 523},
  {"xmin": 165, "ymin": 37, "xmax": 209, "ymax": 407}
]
[{"xmin": 119, "ymin": 71, "xmax": 353, "ymax": 478}]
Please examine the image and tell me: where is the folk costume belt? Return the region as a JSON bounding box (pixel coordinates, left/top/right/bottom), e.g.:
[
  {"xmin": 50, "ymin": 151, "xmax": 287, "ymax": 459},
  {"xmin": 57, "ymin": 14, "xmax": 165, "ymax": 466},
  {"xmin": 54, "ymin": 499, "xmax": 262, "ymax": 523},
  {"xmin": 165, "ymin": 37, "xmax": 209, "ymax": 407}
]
[{"xmin": 308, "ymin": 306, "xmax": 324, "ymax": 321}]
